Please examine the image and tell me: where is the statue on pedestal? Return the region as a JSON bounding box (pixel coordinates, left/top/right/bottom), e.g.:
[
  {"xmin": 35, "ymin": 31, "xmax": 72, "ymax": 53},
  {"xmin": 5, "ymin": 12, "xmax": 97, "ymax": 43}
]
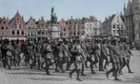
[{"xmin": 51, "ymin": 7, "xmax": 57, "ymax": 24}]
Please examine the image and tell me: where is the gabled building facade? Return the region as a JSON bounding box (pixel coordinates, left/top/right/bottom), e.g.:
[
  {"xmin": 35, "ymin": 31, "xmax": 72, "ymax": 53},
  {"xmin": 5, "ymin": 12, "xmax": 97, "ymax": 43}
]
[
  {"xmin": 67, "ymin": 17, "xmax": 85, "ymax": 38},
  {"xmin": 9, "ymin": 11, "xmax": 26, "ymax": 41},
  {"xmin": 26, "ymin": 16, "xmax": 37, "ymax": 42},
  {"xmin": 36, "ymin": 17, "xmax": 48, "ymax": 42},
  {"xmin": 0, "ymin": 17, "xmax": 10, "ymax": 40},
  {"xmin": 58, "ymin": 18, "xmax": 69, "ymax": 39},
  {"xmin": 83, "ymin": 16, "xmax": 101, "ymax": 39},
  {"xmin": 101, "ymin": 13, "xmax": 126, "ymax": 38}
]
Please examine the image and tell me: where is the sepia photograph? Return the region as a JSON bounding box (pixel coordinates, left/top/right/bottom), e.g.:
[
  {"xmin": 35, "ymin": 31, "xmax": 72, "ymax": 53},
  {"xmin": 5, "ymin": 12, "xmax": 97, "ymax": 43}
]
[{"xmin": 0, "ymin": 0, "xmax": 140, "ymax": 84}]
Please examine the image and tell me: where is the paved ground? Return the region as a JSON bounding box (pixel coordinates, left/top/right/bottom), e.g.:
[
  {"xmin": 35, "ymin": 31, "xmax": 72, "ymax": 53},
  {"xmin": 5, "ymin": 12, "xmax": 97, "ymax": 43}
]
[{"xmin": 0, "ymin": 50, "xmax": 140, "ymax": 84}]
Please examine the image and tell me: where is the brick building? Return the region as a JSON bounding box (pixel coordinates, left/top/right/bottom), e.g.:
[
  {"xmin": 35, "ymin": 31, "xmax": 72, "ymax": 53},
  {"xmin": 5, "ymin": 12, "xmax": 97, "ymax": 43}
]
[
  {"xmin": 9, "ymin": 11, "xmax": 26, "ymax": 41},
  {"xmin": 0, "ymin": 17, "xmax": 10, "ymax": 40},
  {"xmin": 58, "ymin": 18, "xmax": 69, "ymax": 39},
  {"xmin": 67, "ymin": 17, "xmax": 85, "ymax": 38}
]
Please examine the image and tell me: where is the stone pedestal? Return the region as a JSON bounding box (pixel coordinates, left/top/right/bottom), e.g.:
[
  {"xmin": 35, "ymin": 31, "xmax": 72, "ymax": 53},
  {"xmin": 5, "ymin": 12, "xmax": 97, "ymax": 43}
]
[{"xmin": 50, "ymin": 24, "xmax": 59, "ymax": 39}]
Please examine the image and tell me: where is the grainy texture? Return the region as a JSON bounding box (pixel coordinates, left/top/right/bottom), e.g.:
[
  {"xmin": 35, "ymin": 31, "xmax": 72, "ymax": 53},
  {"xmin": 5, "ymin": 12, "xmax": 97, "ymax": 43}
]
[{"xmin": 0, "ymin": 50, "xmax": 140, "ymax": 84}]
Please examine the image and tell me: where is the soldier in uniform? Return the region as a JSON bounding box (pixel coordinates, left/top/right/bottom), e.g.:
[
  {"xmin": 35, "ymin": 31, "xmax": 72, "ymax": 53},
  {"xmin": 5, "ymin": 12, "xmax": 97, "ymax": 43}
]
[
  {"xmin": 1, "ymin": 39, "xmax": 11, "ymax": 69},
  {"xmin": 85, "ymin": 40, "xmax": 97, "ymax": 74},
  {"xmin": 41, "ymin": 39, "xmax": 53, "ymax": 75},
  {"xmin": 69, "ymin": 39, "xmax": 83, "ymax": 81},
  {"xmin": 106, "ymin": 39, "xmax": 121, "ymax": 81},
  {"xmin": 101, "ymin": 40, "xmax": 109, "ymax": 69},
  {"xmin": 52, "ymin": 40, "xmax": 60, "ymax": 72},
  {"xmin": 80, "ymin": 40, "xmax": 89, "ymax": 76},
  {"xmin": 56, "ymin": 40, "xmax": 66, "ymax": 73},
  {"xmin": 62, "ymin": 39, "xmax": 70, "ymax": 71},
  {"xmin": 119, "ymin": 40, "xmax": 133, "ymax": 74},
  {"xmin": 93, "ymin": 39, "xmax": 103, "ymax": 71}
]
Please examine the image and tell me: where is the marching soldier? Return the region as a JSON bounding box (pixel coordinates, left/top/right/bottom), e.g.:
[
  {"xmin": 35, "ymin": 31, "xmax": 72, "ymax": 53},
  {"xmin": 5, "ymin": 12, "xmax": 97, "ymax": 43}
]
[
  {"xmin": 52, "ymin": 40, "xmax": 60, "ymax": 72},
  {"xmin": 69, "ymin": 39, "xmax": 83, "ymax": 81},
  {"xmin": 106, "ymin": 39, "xmax": 121, "ymax": 81},
  {"xmin": 85, "ymin": 40, "xmax": 97, "ymax": 74},
  {"xmin": 101, "ymin": 40, "xmax": 109, "ymax": 69},
  {"xmin": 41, "ymin": 39, "xmax": 53, "ymax": 75},
  {"xmin": 120, "ymin": 40, "xmax": 133, "ymax": 74},
  {"xmin": 1, "ymin": 39, "xmax": 11, "ymax": 69},
  {"xmin": 56, "ymin": 40, "xmax": 66, "ymax": 73}
]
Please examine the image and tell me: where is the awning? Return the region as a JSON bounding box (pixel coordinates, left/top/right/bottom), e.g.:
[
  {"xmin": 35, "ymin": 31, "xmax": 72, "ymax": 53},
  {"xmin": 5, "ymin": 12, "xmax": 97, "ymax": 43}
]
[{"xmin": 2, "ymin": 37, "xmax": 27, "ymax": 41}]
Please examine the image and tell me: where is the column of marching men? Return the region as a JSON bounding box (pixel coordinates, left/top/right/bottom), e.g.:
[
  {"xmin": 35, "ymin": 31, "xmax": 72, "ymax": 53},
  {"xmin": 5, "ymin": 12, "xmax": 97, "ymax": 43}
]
[{"xmin": 0, "ymin": 38, "xmax": 134, "ymax": 81}]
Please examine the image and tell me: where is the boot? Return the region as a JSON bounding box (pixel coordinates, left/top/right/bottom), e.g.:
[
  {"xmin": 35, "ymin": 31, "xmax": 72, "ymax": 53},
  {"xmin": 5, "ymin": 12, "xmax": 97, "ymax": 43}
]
[
  {"xmin": 77, "ymin": 69, "xmax": 82, "ymax": 81},
  {"xmin": 69, "ymin": 68, "xmax": 76, "ymax": 78}
]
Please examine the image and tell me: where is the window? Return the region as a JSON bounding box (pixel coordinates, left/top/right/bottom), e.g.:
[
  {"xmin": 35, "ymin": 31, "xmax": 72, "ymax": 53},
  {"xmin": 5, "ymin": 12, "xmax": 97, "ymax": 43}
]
[
  {"xmin": 63, "ymin": 23, "xmax": 65, "ymax": 26},
  {"xmin": 74, "ymin": 32, "xmax": 76, "ymax": 35},
  {"xmin": 38, "ymin": 31, "xmax": 40, "ymax": 35},
  {"xmin": 90, "ymin": 24, "xmax": 92, "ymax": 28},
  {"xmin": 60, "ymin": 33, "xmax": 62, "ymax": 36},
  {"xmin": 117, "ymin": 30, "xmax": 119, "ymax": 34},
  {"xmin": 113, "ymin": 30, "xmax": 115, "ymax": 33},
  {"xmin": 6, "ymin": 27, "xmax": 8, "ymax": 30},
  {"xmin": 12, "ymin": 31, "xmax": 15, "ymax": 35},
  {"xmin": 19, "ymin": 24, "xmax": 22, "ymax": 28},
  {"xmin": 17, "ymin": 30, "xmax": 19, "ymax": 35},
  {"xmin": 82, "ymin": 31, "xmax": 85, "ymax": 35},
  {"xmin": 42, "ymin": 31, "xmax": 44, "ymax": 34},
  {"xmin": 113, "ymin": 24, "xmax": 115, "ymax": 28},
  {"xmin": 17, "ymin": 18, "xmax": 19, "ymax": 21},
  {"xmin": 95, "ymin": 23, "xmax": 97, "ymax": 27},
  {"xmin": 64, "ymin": 28, "xmax": 66, "ymax": 31},
  {"xmin": 22, "ymin": 31, "xmax": 24, "ymax": 35},
  {"xmin": 78, "ymin": 32, "xmax": 80, "ymax": 35},
  {"xmin": 1, "ymin": 26, "xmax": 4, "ymax": 30},
  {"xmin": 117, "ymin": 25, "xmax": 119, "ymax": 28},
  {"xmin": 135, "ymin": 6, "xmax": 139, "ymax": 10},
  {"xmin": 121, "ymin": 25, "xmax": 123, "ymax": 29},
  {"xmin": 34, "ymin": 31, "xmax": 36, "ymax": 36},
  {"xmin": 3, "ymin": 21, "xmax": 6, "ymax": 24},
  {"xmin": 31, "ymin": 32, "xmax": 33, "ymax": 36},
  {"xmin": 95, "ymin": 30, "xmax": 97, "ymax": 35},
  {"xmin": 28, "ymin": 31, "xmax": 30, "ymax": 36}
]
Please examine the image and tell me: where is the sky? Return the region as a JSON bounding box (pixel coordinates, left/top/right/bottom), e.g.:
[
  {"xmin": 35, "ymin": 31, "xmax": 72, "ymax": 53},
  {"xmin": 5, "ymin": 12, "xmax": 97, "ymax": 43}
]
[{"xmin": 0, "ymin": 0, "xmax": 128, "ymax": 22}]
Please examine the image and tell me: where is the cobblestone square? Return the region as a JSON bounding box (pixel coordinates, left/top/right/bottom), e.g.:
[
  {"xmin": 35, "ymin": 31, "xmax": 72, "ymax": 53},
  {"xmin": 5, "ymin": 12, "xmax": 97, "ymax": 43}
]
[{"xmin": 0, "ymin": 50, "xmax": 140, "ymax": 84}]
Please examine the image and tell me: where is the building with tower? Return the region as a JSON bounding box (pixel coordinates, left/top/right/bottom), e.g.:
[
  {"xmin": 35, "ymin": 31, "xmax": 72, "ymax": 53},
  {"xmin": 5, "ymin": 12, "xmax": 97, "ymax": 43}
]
[{"xmin": 124, "ymin": 0, "xmax": 140, "ymax": 43}]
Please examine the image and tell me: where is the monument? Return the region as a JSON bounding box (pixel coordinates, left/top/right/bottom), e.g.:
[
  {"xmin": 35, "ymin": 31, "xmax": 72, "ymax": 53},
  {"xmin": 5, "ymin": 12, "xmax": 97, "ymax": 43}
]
[{"xmin": 49, "ymin": 7, "xmax": 59, "ymax": 39}]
